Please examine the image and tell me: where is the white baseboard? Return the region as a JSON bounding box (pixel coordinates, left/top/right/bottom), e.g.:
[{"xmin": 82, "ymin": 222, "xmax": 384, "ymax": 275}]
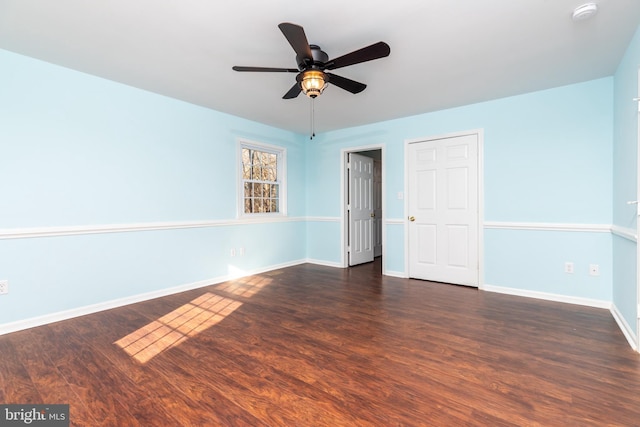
[
  {"xmin": 304, "ymin": 259, "xmax": 409, "ymax": 279},
  {"xmin": 481, "ymin": 284, "xmax": 611, "ymax": 309},
  {"xmin": 384, "ymin": 270, "xmax": 407, "ymax": 278},
  {"xmin": 478, "ymin": 285, "xmax": 639, "ymax": 352},
  {"xmin": 610, "ymin": 303, "xmax": 638, "ymax": 351},
  {"xmin": 0, "ymin": 259, "xmax": 307, "ymax": 336},
  {"xmin": 305, "ymin": 260, "xmax": 408, "ymax": 279},
  {"xmin": 305, "ymin": 258, "xmax": 343, "ymax": 268}
]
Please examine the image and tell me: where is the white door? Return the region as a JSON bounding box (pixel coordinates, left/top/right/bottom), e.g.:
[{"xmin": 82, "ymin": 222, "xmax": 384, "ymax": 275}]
[
  {"xmin": 407, "ymin": 133, "xmax": 479, "ymax": 286},
  {"xmin": 373, "ymin": 159, "xmax": 383, "ymax": 257},
  {"xmin": 349, "ymin": 153, "xmax": 374, "ymax": 266}
]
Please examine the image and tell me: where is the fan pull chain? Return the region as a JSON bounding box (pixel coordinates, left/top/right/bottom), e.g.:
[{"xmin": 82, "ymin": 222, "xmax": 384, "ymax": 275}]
[{"xmin": 309, "ymin": 98, "xmax": 316, "ymax": 140}]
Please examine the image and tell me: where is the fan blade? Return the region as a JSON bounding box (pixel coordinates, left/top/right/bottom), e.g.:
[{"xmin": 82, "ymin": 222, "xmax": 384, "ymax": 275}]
[
  {"xmin": 326, "ymin": 73, "xmax": 367, "ymax": 94},
  {"xmin": 278, "ymin": 23, "xmax": 313, "ymax": 64},
  {"xmin": 283, "ymin": 83, "xmax": 301, "ymax": 99},
  {"xmin": 326, "ymin": 41, "xmax": 390, "ymax": 70},
  {"xmin": 233, "ymin": 66, "xmax": 298, "ymax": 73}
]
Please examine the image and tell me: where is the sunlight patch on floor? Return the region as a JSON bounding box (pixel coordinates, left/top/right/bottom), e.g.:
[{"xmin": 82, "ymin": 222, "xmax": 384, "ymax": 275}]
[
  {"xmin": 215, "ymin": 275, "xmax": 273, "ymax": 298},
  {"xmin": 114, "ymin": 292, "xmax": 242, "ymax": 364}
]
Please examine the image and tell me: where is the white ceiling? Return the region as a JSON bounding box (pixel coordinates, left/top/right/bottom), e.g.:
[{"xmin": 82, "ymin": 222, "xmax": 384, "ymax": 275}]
[{"xmin": 1, "ymin": 1, "xmax": 639, "ymax": 135}]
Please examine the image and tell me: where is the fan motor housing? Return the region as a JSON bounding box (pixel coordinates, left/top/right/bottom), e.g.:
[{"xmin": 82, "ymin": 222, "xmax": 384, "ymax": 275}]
[{"xmin": 297, "ymin": 44, "xmax": 329, "ymax": 70}]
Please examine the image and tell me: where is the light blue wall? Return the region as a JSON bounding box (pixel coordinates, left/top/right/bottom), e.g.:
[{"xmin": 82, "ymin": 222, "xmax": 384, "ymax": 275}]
[
  {"xmin": 306, "ymin": 221, "xmax": 341, "ymax": 264},
  {"xmin": 1, "ymin": 50, "xmax": 306, "ymax": 226},
  {"xmin": 307, "ymin": 78, "xmax": 614, "ymax": 299},
  {"xmin": 613, "ymin": 24, "xmax": 640, "ymax": 336},
  {"xmin": 0, "ymin": 49, "xmax": 306, "ymax": 325},
  {"xmin": 485, "ymin": 229, "xmax": 612, "ymax": 301},
  {"xmin": 0, "ymin": 223, "xmax": 306, "ymax": 322}
]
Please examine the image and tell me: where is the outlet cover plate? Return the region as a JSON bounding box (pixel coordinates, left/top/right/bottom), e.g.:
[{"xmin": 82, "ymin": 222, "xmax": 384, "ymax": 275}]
[
  {"xmin": 0, "ymin": 280, "xmax": 8, "ymax": 295},
  {"xmin": 564, "ymin": 262, "xmax": 574, "ymax": 274}
]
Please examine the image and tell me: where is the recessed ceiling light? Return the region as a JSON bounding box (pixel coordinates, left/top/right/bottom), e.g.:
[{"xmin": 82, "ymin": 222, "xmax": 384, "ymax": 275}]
[{"xmin": 572, "ymin": 3, "xmax": 598, "ymax": 21}]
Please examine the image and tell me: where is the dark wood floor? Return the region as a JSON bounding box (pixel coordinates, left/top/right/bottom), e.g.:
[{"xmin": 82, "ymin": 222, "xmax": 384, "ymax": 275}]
[{"xmin": 1, "ymin": 259, "xmax": 640, "ymax": 426}]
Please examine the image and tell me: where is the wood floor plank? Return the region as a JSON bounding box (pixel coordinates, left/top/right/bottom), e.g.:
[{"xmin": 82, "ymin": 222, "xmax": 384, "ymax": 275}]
[
  {"xmin": 7, "ymin": 328, "xmax": 101, "ymax": 427},
  {"xmin": 62, "ymin": 307, "xmax": 263, "ymax": 426},
  {"xmin": 0, "ymin": 336, "xmax": 44, "ymax": 404},
  {"xmin": 2, "ymin": 259, "xmax": 640, "ymax": 426},
  {"xmin": 169, "ymin": 331, "xmax": 371, "ymax": 426},
  {"xmin": 28, "ymin": 325, "xmax": 138, "ymax": 427}
]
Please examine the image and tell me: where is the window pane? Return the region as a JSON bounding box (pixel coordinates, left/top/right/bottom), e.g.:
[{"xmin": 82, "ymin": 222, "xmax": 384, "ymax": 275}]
[
  {"xmin": 261, "ymin": 166, "xmax": 273, "ymax": 181},
  {"xmin": 266, "ymin": 153, "xmax": 276, "ymax": 167},
  {"xmin": 251, "ymin": 164, "xmax": 262, "ymax": 179},
  {"xmin": 242, "ymin": 149, "xmax": 251, "ymax": 179},
  {"xmin": 266, "ymin": 154, "xmax": 277, "ymax": 179},
  {"xmin": 239, "ymin": 143, "xmax": 284, "ymax": 215}
]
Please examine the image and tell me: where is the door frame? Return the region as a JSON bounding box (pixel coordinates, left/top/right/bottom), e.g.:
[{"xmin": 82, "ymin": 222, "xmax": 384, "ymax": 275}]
[
  {"xmin": 637, "ymin": 68, "xmax": 640, "ymax": 350},
  {"xmin": 341, "ymin": 144, "xmax": 386, "ymax": 270},
  {"xmin": 403, "ymin": 129, "xmax": 485, "ymax": 284}
]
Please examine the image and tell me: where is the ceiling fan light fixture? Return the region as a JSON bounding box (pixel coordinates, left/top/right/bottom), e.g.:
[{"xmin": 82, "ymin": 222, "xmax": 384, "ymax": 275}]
[{"xmin": 300, "ymin": 70, "xmax": 327, "ymax": 98}]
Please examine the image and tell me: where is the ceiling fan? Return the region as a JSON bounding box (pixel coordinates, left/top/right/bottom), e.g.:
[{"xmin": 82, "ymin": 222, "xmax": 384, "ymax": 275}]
[{"xmin": 232, "ymin": 23, "xmax": 390, "ymax": 99}]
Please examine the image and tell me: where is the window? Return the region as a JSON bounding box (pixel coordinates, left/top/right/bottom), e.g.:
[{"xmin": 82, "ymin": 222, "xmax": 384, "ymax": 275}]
[{"xmin": 238, "ymin": 140, "xmax": 286, "ymax": 215}]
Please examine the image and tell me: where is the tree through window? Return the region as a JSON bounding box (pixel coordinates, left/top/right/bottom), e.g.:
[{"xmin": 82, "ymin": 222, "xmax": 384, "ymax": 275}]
[{"xmin": 239, "ymin": 142, "xmax": 286, "ymax": 214}]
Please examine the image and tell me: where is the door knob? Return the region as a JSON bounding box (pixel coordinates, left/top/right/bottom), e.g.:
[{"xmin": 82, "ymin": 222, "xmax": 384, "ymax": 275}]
[
  {"xmin": 408, "ymin": 216, "xmax": 415, "ymax": 222},
  {"xmin": 370, "ymin": 213, "xmax": 375, "ymax": 218}
]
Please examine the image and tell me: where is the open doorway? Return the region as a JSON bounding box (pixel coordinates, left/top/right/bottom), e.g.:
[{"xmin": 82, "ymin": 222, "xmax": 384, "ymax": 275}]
[{"xmin": 341, "ymin": 147, "xmax": 383, "ymax": 272}]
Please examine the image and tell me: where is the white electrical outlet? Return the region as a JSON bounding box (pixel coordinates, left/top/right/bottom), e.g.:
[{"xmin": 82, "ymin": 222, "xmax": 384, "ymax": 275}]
[
  {"xmin": 564, "ymin": 262, "xmax": 574, "ymax": 274},
  {"xmin": 589, "ymin": 264, "xmax": 600, "ymax": 276},
  {"xmin": 239, "ymin": 247, "xmax": 245, "ymax": 256},
  {"xmin": 230, "ymin": 248, "xmax": 236, "ymax": 257},
  {"xmin": 0, "ymin": 280, "xmax": 8, "ymax": 295}
]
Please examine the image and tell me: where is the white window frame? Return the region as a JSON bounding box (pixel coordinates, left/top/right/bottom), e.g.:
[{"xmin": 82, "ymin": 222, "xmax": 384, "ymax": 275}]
[{"xmin": 237, "ymin": 139, "xmax": 287, "ymax": 217}]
